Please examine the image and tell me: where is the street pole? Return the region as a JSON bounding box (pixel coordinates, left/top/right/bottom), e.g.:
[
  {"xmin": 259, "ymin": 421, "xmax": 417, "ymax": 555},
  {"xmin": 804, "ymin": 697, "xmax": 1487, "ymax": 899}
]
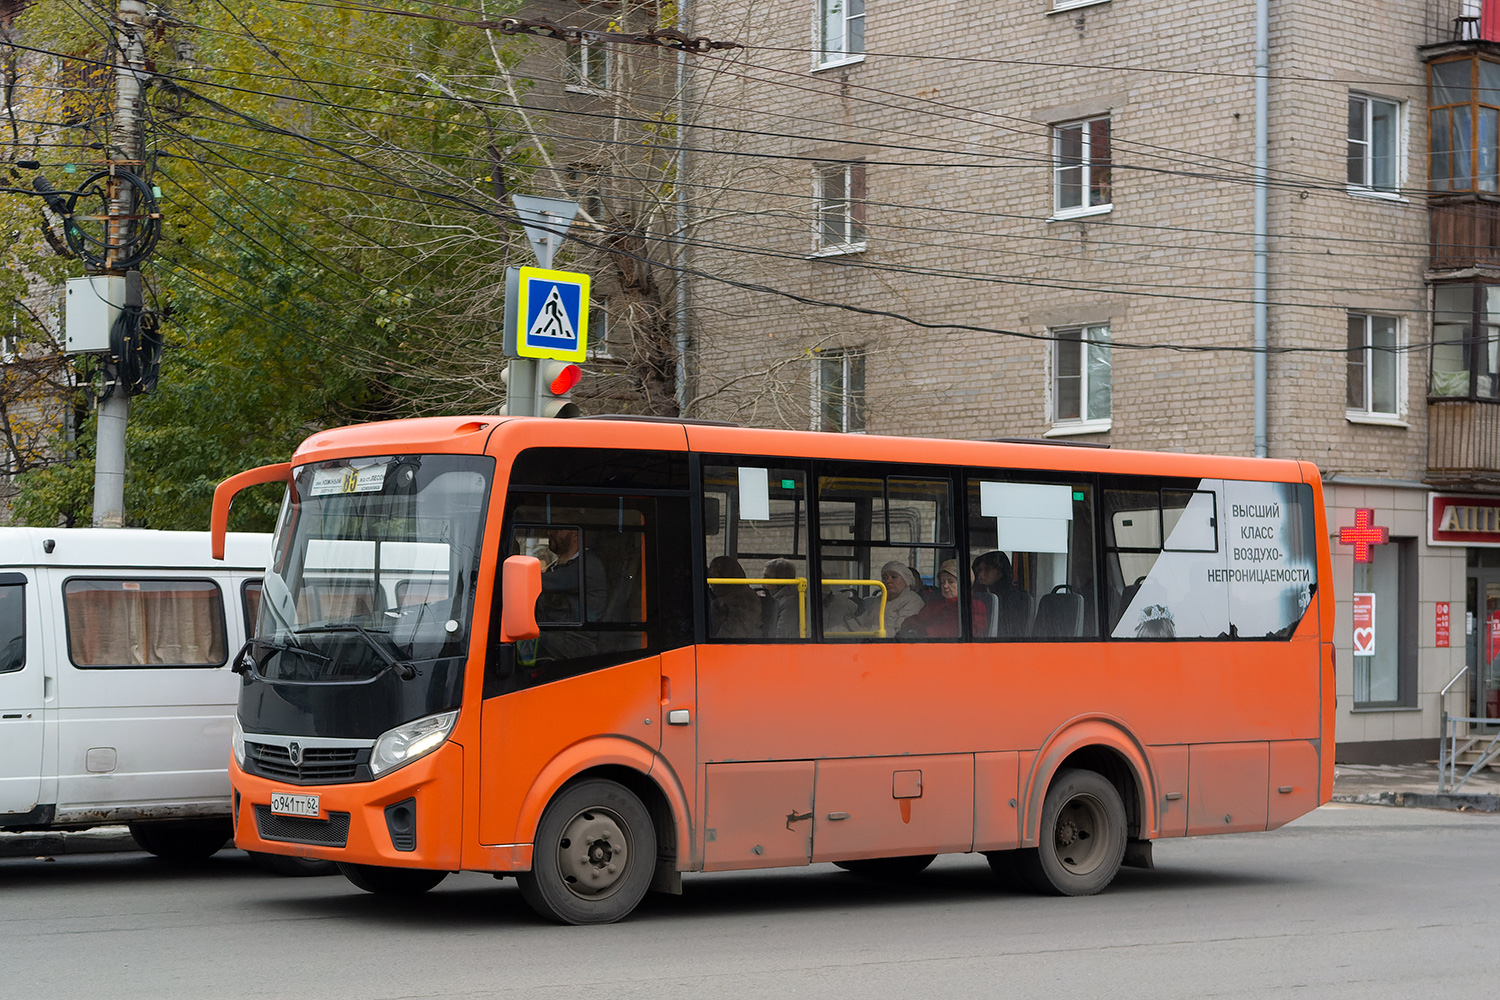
[{"xmin": 93, "ymin": 0, "xmax": 148, "ymax": 527}]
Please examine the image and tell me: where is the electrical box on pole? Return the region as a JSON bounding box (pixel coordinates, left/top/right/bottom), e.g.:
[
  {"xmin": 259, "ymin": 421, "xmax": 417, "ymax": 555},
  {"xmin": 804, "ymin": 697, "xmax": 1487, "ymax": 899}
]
[{"xmin": 65, "ymin": 276, "xmax": 126, "ymax": 354}]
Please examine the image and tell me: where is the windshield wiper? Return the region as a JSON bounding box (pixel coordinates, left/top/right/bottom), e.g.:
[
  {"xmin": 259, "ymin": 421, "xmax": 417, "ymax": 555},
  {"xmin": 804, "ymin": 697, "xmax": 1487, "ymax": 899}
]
[
  {"xmin": 231, "ymin": 637, "xmax": 330, "ymax": 676},
  {"xmin": 295, "ymin": 623, "xmax": 418, "ymax": 680}
]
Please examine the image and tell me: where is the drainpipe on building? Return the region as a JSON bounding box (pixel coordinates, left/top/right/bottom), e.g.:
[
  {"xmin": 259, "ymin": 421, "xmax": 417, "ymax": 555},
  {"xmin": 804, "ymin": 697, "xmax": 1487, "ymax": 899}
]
[
  {"xmin": 1248, "ymin": 0, "xmax": 1272, "ymax": 458},
  {"xmin": 673, "ymin": 0, "xmax": 692, "ymax": 417},
  {"xmin": 1253, "ymin": 0, "xmax": 1269, "ymax": 458}
]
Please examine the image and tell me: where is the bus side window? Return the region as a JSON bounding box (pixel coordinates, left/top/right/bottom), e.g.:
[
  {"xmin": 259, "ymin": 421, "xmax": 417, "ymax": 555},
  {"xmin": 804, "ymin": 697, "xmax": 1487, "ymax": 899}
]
[
  {"xmin": 817, "ymin": 468, "xmax": 958, "ymax": 641},
  {"xmin": 0, "ymin": 581, "xmax": 24, "ymax": 673},
  {"xmin": 966, "ymin": 477, "xmax": 1098, "ymax": 641},
  {"xmin": 701, "ymin": 461, "xmax": 810, "ymax": 641}
]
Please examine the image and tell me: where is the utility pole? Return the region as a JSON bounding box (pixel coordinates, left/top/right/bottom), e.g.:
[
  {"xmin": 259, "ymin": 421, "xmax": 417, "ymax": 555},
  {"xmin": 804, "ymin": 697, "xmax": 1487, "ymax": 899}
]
[{"xmin": 93, "ymin": 0, "xmax": 148, "ymax": 527}]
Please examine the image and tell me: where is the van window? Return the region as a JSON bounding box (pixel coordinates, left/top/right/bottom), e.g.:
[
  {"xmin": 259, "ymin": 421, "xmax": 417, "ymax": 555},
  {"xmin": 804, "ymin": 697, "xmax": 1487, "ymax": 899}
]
[
  {"xmin": 242, "ymin": 579, "xmax": 263, "ymax": 633},
  {"xmin": 0, "ymin": 578, "xmax": 23, "ymax": 673},
  {"xmin": 63, "ymin": 578, "xmax": 228, "ymax": 667}
]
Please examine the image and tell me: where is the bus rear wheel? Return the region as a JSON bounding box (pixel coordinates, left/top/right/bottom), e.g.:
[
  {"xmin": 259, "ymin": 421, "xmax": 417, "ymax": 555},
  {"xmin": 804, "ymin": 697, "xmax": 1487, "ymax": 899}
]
[
  {"xmin": 337, "ymin": 862, "xmax": 448, "ymax": 895},
  {"xmin": 1015, "ymin": 768, "xmax": 1127, "ymax": 896},
  {"xmin": 834, "ymin": 854, "xmax": 936, "ymax": 878},
  {"xmin": 127, "ymin": 818, "xmax": 232, "ymax": 863},
  {"xmin": 517, "ymin": 778, "xmax": 656, "ymax": 925}
]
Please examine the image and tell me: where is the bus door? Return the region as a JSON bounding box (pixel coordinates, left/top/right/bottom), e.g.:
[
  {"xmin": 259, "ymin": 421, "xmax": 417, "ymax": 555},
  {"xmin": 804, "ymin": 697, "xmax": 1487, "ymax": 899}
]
[
  {"xmin": 480, "ymin": 487, "xmax": 696, "ymax": 847},
  {"xmin": 0, "ymin": 572, "xmax": 41, "ymax": 817}
]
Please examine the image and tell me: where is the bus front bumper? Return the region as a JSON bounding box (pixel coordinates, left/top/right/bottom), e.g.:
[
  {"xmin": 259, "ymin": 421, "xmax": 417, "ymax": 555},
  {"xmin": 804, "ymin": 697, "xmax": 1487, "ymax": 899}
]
[{"xmin": 230, "ymin": 742, "xmax": 464, "ymax": 871}]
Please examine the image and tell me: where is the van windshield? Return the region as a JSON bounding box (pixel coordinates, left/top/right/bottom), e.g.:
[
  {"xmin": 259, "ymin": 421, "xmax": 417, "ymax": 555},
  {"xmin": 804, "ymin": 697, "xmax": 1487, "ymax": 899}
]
[{"xmin": 252, "ymin": 454, "xmax": 493, "ymax": 683}]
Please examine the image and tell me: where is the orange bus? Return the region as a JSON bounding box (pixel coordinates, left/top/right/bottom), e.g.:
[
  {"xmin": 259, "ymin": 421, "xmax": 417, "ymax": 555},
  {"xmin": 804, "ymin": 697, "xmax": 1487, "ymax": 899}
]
[{"xmin": 213, "ymin": 416, "xmax": 1334, "ymax": 924}]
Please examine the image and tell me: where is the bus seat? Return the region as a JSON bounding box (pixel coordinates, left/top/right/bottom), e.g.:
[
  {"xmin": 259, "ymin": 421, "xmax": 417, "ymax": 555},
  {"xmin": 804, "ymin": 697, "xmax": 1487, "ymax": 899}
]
[
  {"xmin": 977, "ymin": 592, "xmax": 999, "ymax": 638},
  {"xmin": 1032, "ymin": 585, "xmax": 1084, "ymax": 638},
  {"xmin": 994, "ymin": 587, "xmax": 1033, "ymax": 637}
]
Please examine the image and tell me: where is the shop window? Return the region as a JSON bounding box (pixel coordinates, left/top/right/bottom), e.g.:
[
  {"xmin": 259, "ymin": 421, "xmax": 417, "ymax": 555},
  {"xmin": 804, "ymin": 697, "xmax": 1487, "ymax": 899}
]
[{"xmin": 1352, "ymin": 537, "xmax": 1417, "ymax": 708}]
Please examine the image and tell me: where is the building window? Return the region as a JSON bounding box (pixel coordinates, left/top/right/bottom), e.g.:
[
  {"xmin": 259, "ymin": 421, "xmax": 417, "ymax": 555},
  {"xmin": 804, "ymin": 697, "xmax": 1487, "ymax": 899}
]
[
  {"xmin": 1428, "ymin": 55, "xmax": 1500, "ymax": 193},
  {"xmin": 1053, "ymin": 116, "xmax": 1112, "ymax": 218},
  {"xmin": 1346, "ymin": 313, "xmax": 1403, "ymax": 418},
  {"xmin": 814, "ymin": 162, "xmax": 866, "ymax": 254},
  {"xmin": 1347, "ymin": 94, "xmax": 1402, "ymax": 194},
  {"xmin": 1051, "ymin": 324, "xmax": 1111, "ymax": 430},
  {"xmin": 565, "ymin": 38, "xmax": 609, "ymax": 92},
  {"xmin": 816, "ymin": 0, "xmax": 865, "ymax": 69},
  {"xmin": 1352, "ymin": 537, "xmax": 1417, "ymax": 709},
  {"xmin": 587, "ymin": 302, "xmax": 617, "ymax": 360},
  {"xmin": 1431, "ymin": 283, "xmax": 1500, "ymax": 400},
  {"xmin": 815, "ymin": 348, "xmax": 865, "ymax": 433}
]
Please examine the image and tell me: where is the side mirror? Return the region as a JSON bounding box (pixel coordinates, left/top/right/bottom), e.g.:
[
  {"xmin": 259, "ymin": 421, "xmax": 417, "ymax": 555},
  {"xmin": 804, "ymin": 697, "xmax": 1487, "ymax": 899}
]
[
  {"xmin": 211, "ymin": 462, "xmax": 292, "ymax": 559},
  {"xmin": 500, "ymin": 555, "xmax": 542, "ymax": 642}
]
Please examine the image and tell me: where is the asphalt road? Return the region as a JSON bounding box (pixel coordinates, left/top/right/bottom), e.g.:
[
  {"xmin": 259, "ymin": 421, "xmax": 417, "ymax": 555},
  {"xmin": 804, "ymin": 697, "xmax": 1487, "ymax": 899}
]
[{"xmin": 2, "ymin": 804, "xmax": 1496, "ymax": 1000}]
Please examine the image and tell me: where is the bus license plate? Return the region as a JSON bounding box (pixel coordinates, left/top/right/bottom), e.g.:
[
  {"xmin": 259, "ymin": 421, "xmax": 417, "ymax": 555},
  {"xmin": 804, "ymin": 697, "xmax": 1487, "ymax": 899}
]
[{"xmin": 270, "ymin": 792, "xmax": 320, "ymax": 818}]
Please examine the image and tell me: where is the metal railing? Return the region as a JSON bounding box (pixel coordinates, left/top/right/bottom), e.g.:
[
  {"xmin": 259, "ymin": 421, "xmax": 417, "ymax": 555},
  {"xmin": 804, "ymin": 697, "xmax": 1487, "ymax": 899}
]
[{"xmin": 1439, "ymin": 709, "xmax": 1500, "ymax": 792}]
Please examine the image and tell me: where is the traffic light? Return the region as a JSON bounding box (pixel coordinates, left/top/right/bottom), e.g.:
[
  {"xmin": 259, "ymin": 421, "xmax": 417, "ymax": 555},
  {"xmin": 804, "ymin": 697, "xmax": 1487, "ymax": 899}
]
[{"xmin": 535, "ymin": 360, "xmax": 582, "ymax": 418}]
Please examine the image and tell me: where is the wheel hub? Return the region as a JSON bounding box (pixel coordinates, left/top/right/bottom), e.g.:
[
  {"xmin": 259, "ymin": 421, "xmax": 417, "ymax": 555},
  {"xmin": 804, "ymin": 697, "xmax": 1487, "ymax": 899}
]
[{"xmin": 556, "ymin": 808, "xmax": 631, "ymax": 899}]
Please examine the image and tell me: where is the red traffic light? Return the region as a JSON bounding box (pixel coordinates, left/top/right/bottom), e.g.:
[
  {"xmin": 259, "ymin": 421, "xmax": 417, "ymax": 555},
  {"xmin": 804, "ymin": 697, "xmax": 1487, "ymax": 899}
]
[{"xmin": 544, "ymin": 362, "xmax": 582, "ymax": 396}]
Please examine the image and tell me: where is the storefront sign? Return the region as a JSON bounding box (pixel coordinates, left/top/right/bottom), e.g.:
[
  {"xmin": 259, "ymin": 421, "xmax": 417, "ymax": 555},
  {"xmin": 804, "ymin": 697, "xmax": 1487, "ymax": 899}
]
[
  {"xmin": 1352, "ymin": 593, "xmax": 1375, "ymax": 656},
  {"xmin": 1338, "ymin": 508, "xmax": 1389, "ymax": 563},
  {"xmin": 1429, "ymin": 493, "xmax": 1500, "ymax": 547},
  {"xmin": 1436, "ymin": 601, "xmax": 1451, "ymax": 648}
]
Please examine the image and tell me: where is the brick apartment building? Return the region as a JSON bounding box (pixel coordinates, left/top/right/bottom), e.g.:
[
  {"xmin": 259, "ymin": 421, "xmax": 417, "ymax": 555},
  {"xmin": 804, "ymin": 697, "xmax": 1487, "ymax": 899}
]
[{"xmin": 669, "ymin": 0, "xmax": 1500, "ymax": 762}]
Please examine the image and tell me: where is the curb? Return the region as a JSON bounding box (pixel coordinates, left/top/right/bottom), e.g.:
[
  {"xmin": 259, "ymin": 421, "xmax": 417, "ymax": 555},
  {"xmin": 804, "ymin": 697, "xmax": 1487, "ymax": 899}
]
[
  {"xmin": 1332, "ymin": 791, "xmax": 1500, "ymax": 813},
  {"xmin": 0, "ymin": 826, "xmax": 138, "ymax": 858}
]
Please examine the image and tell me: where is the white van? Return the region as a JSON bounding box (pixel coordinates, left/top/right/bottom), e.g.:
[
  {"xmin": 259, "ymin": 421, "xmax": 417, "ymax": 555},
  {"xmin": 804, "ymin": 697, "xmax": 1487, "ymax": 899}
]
[{"xmin": 0, "ymin": 527, "xmax": 269, "ymax": 861}]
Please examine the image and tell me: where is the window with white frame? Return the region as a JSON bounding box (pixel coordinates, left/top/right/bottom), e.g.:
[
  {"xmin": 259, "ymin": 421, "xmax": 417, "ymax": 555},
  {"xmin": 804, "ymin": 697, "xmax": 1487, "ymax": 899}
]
[
  {"xmin": 1052, "ymin": 324, "xmax": 1111, "ymax": 428},
  {"xmin": 1053, "ymin": 116, "xmax": 1112, "ymax": 217},
  {"xmin": 1346, "ymin": 312, "xmax": 1403, "ymax": 418},
  {"xmin": 815, "ymin": 348, "xmax": 866, "ymax": 432},
  {"xmin": 565, "ymin": 38, "xmax": 609, "ymax": 92},
  {"xmin": 1348, "ymin": 94, "xmax": 1402, "ymax": 194},
  {"xmin": 816, "ymin": 0, "xmax": 865, "ymax": 69},
  {"xmin": 814, "ymin": 162, "xmax": 866, "ymax": 253},
  {"xmin": 587, "ymin": 302, "xmax": 617, "ymax": 360}
]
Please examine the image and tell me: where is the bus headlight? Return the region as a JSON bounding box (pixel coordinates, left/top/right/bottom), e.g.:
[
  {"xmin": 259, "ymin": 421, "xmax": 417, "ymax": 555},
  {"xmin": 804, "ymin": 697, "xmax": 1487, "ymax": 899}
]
[
  {"xmin": 231, "ymin": 717, "xmax": 246, "ymax": 768},
  {"xmin": 370, "ymin": 711, "xmax": 458, "ymax": 777}
]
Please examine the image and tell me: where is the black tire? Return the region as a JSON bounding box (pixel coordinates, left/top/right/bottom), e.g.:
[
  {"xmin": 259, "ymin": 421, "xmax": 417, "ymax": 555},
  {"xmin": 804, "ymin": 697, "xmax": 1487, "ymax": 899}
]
[
  {"xmin": 833, "ymin": 854, "xmax": 936, "ymax": 878},
  {"xmin": 248, "ymin": 851, "xmax": 339, "ymax": 877},
  {"xmin": 337, "ymin": 862, "xmax": 448, "ymax": 896},
  {"xmin": 517, "ymin": 778, "xmax": 656, "ymax": 925},
  {"xmin": 127, "ymin": 819, "xmax": 232, "ymax": 863},
  {"xmin": 1014, "ymin": 768, "xmax": 1127, "ymax": 896}
]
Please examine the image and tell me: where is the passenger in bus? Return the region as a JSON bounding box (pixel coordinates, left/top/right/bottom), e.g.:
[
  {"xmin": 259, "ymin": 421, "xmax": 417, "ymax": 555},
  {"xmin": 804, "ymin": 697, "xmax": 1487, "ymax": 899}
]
[
  {"xmin": 898, "ymin": 559, "xmax": 987, "ymax": 639},
  {"xmin": 973, "ymin": 550, "xmax": 1033, "ymax": 637},
  {"xmin": 707, "ymin": 556, "xmax": 763, "ymax": 639},
  {"xmin": 536, "ymin": 527, "xmax": 608, "ymax": 660},
  {"xmin": 835, "ymin": 561, "xmax": 924, "ymax": 637},
  {"xmin": 762, "ymin": 558, "xmax": 804, "ymax": 638}
]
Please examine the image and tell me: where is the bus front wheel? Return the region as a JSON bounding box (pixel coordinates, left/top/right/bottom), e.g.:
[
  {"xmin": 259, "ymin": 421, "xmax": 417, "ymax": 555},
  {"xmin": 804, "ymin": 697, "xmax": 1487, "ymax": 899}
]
[
  {"xmin": 337, "ymin": 862, "xmax": 448, "ymax": 895},
  {"xmin": 1015, "ymin": 768, "xmax": 1126, "ymax": 896},
  {"xmin": 517, "ymin": 778, "xmax": 657, "ymax": 925}
]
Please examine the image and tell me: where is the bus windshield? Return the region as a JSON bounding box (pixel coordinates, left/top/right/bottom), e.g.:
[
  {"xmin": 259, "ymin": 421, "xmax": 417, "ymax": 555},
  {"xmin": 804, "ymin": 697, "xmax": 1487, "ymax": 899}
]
[{"xmin": 253, "ymin": 454, "xmax": 493, "ymax": 683}]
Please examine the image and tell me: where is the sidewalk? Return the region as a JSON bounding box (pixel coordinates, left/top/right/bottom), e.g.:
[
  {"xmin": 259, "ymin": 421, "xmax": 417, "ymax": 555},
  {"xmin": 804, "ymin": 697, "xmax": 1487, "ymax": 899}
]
[{"xmin": 1332, "ymin": 761, "xmax": 1500, "ymax": 812}]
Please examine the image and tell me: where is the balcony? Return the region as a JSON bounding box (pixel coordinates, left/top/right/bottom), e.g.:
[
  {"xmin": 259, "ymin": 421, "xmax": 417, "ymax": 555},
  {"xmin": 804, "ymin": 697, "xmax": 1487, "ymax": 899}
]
[
  {"xmin": 1431, "ymin": 195, "xmax": 1500, "ymax": 270},
  {"xmin": 1427, "ymin": 398, "xmax": 1500, "ymax": 488}
]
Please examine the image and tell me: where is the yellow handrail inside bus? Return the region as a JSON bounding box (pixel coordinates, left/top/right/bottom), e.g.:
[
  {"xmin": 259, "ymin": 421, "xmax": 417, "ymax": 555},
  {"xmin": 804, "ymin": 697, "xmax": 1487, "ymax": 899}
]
[{"xmin": 707, "ymin": 577, "xmax": 809, "ymax": 638}]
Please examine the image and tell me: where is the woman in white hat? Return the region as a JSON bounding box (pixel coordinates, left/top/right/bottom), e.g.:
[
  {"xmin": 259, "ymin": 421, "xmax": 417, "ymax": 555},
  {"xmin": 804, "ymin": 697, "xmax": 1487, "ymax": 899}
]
[{"xmin": 838, "ymin": 560, "xmax": 925, "ymax": 637}]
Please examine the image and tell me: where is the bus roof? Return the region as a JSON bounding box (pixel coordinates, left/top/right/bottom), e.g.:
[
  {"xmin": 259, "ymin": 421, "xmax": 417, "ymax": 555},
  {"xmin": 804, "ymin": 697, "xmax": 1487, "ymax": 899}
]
[{"xmin": 286, "ymin": 415, "xmax": 1319, "ymax": 485}]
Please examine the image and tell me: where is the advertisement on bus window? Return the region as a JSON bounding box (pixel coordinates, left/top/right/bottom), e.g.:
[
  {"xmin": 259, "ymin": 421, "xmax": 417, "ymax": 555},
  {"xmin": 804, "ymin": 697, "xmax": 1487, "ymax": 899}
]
[{"xmin": 1111, "ymin": 479, "xmax": 1316, "ymax": 640}]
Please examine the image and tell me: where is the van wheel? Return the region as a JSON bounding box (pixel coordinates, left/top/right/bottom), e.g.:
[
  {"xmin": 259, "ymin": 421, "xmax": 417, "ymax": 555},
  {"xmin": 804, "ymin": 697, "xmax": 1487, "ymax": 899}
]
[
  {"xmin": 248, "ymin": 851, "xmax": 339, "ymax": 877},
  {"xmin": 834, "ymin": 854, "xmax": 936, "ymax": 878},
  {"xmin": 127, "ymin": 819, "xmax": 232, "ymax": 862},
  {"xmin": 517, "ymin": 778, "xmax": 656, "ymax": 925},
  {"xmin": 1015, "ymin": 768, "xmax": 1127, "ymax": 896},
  {"xmin": 337, "ymin": 862, "xmax": 447, "ymax": 895}
]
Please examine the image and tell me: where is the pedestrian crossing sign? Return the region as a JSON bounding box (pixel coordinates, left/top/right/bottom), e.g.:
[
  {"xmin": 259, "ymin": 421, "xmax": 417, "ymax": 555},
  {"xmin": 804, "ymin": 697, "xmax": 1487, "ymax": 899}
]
[{"xmin": 508, "ymin": 266, "xmax": 589, "ymax": 362}]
